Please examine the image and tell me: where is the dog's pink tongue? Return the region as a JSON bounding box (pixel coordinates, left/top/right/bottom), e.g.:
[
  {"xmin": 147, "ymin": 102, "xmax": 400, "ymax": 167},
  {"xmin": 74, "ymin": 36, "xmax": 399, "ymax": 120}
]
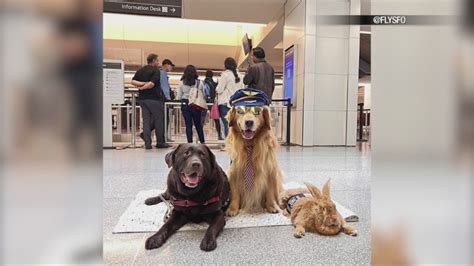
[
  {"xmin": 243, "ymin": 130, "xmax": 254, "ymax": 139},
  {"xmin": 186, "ymin": 175, "xmax": 199, "ymax": 185}
]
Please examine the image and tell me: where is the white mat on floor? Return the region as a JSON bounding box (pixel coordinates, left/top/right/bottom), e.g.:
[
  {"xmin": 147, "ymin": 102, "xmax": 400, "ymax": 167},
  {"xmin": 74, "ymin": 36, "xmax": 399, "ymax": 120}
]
[{"xmin": 112, "ymin": 182, "xmax": 358, "ymax": 233}]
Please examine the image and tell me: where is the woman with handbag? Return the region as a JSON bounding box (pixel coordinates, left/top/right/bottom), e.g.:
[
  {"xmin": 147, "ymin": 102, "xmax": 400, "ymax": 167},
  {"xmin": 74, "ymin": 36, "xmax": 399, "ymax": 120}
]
[
  {"xmin": 216, "ymin": 57, "xmax": 243, "ymax": 138},
  {"xmin": 177, "ymin": 65, "xmax": 205, "ymax": 143}
]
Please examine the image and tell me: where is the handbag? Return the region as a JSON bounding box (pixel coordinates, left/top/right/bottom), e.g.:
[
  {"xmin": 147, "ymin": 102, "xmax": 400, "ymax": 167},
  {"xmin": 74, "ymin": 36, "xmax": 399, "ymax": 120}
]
[
  {"xmin": 188, "ymin": 80, "xmax": 207, "ymax": 112},
  {"xmin": 210, "ymin": 97, "xmax": 220, "ymax": 120}
]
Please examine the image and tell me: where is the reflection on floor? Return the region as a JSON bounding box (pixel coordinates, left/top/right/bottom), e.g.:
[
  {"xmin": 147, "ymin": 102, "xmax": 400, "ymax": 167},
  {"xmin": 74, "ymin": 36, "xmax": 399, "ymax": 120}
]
[{"xmin": 104, "ymin": 145, "xmax": 371, "ymax": 264}]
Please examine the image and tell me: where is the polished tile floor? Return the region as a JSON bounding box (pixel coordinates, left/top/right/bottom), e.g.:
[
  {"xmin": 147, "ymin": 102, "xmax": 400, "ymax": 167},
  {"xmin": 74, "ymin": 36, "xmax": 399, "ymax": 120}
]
[{"xmin": 104, "ymin": 145, "xmax": 371, "ymax": 264}]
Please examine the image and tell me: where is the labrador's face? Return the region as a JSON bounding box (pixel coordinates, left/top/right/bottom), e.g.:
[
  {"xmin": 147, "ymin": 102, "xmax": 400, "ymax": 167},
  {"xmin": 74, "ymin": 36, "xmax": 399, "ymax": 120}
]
[
  {"xmin": 227, "ymin": 105, "xmax": 272, "ymax": 140},
  {"xmin": 166, "ymin": 144, "xmax": 216, "ymax": 190}
]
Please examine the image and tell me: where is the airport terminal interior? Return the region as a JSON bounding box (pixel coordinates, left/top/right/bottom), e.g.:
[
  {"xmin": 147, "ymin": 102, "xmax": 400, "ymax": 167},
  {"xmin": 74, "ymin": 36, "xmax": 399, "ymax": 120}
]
[{"xmin": 103, "ymin": 0, "xmax": 372, "ymax": 264}]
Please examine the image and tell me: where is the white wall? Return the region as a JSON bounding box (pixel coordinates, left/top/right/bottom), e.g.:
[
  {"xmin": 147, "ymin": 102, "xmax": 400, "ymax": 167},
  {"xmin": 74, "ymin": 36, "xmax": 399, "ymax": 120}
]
[
  {"xmin": 283, "ymin": 0, "xmax": 360, "ymax": 146},
  {"xmin": 361, "ymin": 84, "xmax": 371, "ymax": 109}
]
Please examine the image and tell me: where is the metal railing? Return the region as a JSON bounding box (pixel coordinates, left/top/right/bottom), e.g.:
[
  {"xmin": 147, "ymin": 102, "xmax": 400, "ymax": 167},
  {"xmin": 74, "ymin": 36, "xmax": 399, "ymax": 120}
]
[
  {"xmin": 111, "ymin": 89, "xmax": 140, "ymax": 149},
  {"xmin": 357, "ymin": 103, "xmax": 371, "ymax": 142},
  {"xmin": 271, "ymin": 99, "xmax": 292, "ymax": 146},
  {"xmin": 111, "ymin": 90, "xmax": 292, "ymax": 148}
]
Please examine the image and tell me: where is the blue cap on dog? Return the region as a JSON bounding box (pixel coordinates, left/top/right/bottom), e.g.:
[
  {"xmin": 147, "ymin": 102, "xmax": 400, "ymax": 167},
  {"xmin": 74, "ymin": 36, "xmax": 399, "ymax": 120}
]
[{"xmin": 229, "ymin": 88, "xmax": 270, "ymax": 107}]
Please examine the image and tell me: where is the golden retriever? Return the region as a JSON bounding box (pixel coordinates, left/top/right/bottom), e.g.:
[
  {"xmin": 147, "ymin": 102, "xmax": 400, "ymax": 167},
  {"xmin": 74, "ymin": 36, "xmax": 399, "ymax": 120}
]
[{"xmin": 224, "ymin": 105, "xmax": 283, "ymax": 216}]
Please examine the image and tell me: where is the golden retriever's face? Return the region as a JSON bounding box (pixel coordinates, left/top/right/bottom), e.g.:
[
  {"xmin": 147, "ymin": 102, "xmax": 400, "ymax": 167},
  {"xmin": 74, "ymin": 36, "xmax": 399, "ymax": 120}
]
[{"xmin": 228, "ymin": 105, "xmax": 271, "ymax": 140}]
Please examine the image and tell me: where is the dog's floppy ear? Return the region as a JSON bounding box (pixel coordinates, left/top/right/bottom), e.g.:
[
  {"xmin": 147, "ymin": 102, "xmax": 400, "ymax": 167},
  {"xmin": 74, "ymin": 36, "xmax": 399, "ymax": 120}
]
[
  {"xmin": 227, "ymin": 107, "xmax": 236, "ymax": 127},
  {"xmin": 304, "ymin": 182, "xmax": 323, "ymax": 199},
  {"xmin": 165, "ymin": 144, "xmax": 181, "ymax": 168},
  {"xmin": 262, "ymin": 106, "xmax": 272, "ymax": 130},
  {"xmin": 322, "ymin": 178, "xmax": 331, "ymax": 199}
]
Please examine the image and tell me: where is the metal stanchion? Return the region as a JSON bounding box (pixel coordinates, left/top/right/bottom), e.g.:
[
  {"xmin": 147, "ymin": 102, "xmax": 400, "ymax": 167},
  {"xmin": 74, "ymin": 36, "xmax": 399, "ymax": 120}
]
[
  {"xmin": 131, "ymin": 91, "xmax": 137, "ymax": 148},
  {"xmin": 285, "ymin": 98, "xmax": 292, "ymax": 146},
  {"xmin": 164, "ymin": 101, "xmax": 169, "ymax": 144},
  {"xmin": 357, "ymin": 103, "xmax": 367, "ymax": 142}
]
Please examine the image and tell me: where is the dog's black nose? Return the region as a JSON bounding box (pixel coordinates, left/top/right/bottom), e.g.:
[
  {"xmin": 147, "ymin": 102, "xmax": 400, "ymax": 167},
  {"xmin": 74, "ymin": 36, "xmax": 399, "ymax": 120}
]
[
  {"xmin": 192, "ymin": 161, "xmax": 201, "ymax": 168},
  {"xmin": 245, "ymin": 120, "xmax": 254, "ymax": 128}
]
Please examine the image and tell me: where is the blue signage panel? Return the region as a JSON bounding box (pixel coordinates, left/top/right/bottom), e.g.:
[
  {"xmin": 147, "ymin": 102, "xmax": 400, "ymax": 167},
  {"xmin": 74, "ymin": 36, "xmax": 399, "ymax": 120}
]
[{"xmin": 283, "ymin": 45, "xmax": 295, "ymax": 105}]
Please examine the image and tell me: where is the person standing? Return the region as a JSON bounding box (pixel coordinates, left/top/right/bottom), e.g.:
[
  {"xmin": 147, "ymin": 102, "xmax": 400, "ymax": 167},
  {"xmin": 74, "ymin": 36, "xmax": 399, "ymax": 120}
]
[
  {"xmin": 204, "ymin": 70, "xmax": 223, "ymax": 140},
  {"xmin": 177, "ymin": 65, "xmax": 205, "ymax": 144},
  {"xmin": 216, "ymin": 57, "xmax": 243, "ymax": 138},
  {"xmin": 243, "ymin": 47, "xmax": 275, "ymax": 102},
  {"xmin": 138, "ymin": 58, "xmax": 175, "ymax": 142},
  {"xmin": 160, "ymin": 59, "xmax": 175, "ymax": 142},
  {"xmin": 131, "ymin": 53, "xmax": 169, "ymax": 149}
]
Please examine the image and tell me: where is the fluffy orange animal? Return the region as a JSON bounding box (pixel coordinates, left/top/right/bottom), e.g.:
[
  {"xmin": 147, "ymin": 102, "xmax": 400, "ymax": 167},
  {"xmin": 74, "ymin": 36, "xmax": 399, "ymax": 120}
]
[
  {"xmin": 279, "ymin": 180, "xmax": 358, "ymax": 238},
  {"xmin": 225, "ymin": 105, "xmax": 283, "ymax": 216}
]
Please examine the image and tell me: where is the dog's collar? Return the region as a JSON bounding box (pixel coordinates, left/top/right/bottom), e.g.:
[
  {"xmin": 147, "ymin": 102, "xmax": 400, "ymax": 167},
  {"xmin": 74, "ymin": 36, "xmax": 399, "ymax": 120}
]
[{"xmin": 171, "ymin": 190, "xmax": 222, "ymax": 208}]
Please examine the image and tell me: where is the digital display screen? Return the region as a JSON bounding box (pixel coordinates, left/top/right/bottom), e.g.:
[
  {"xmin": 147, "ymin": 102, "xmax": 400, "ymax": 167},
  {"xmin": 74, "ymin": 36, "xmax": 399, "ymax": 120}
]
[
  {"xmin": 283, "ymin": 45, "xmax": 295, "ymax": 105},
  {"xmin": 242, "ymin": 34, "xmax": 251, "ymax": 55}
]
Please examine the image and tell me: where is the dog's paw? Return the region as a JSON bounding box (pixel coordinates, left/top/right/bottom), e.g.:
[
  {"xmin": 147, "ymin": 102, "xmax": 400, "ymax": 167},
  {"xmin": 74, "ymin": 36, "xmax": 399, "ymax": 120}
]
[
  {"xmin": 200, "ymin": 236, "xmax": 217, "ymax": 251},
  {"xmin": 349, "ymin": 230, "xmax": 358, "ymax": 237},
  {"xmin": 226, "ymin": 208, "xmax": 239, "ymax": 217},
  {"xmin": 281, "ymin": 194, "xmax": 290, "ymax": 203},
  {"xmin": 145, "ymin": 234, "xmax": 166, "ymax": 250},
  {"xmin": 144, "ymin": 196, "xmax": 161, "ymax": 206},
  {"xmin": 266, "ymin": 206, "xmax": 279, "ymax": 214},
  {"xmin": 293, "ymin": 230, "xmax": 305, "ymax": 238}
]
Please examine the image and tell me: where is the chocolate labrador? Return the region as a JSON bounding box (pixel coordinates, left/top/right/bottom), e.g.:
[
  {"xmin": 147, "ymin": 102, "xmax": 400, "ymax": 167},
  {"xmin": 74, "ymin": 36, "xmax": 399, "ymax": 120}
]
[{"xmin": 144, "ymin": 143, "xmax": 230, "ymax": 251}]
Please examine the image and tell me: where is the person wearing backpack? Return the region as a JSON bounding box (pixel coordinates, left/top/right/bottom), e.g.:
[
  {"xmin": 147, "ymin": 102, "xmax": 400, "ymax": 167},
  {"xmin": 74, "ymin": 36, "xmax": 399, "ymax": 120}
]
[
  {"xmin": 177, "ymin": 65, "xmax": 205, "ymax": 143},
  {"xmin": 204, "ymin": 70, "xmax": 223, "ymax": 140},
  {"xmin": 216, "ymin": 57, "xmax": 243, "ymax": 138}
]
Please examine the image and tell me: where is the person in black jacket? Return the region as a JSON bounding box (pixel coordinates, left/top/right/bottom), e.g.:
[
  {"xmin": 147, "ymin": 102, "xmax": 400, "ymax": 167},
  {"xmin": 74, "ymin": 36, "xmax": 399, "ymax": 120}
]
[
  {"xmin": 131, "ymin": 53, "xmax": 170, "ymax": 149},
  {"xmin": 243, "ymin": 47, "xmax": 275, "ymax": 102},
  {"xmin": 204, "ymin": 70, "xmax": 223, "ymax": 140}
]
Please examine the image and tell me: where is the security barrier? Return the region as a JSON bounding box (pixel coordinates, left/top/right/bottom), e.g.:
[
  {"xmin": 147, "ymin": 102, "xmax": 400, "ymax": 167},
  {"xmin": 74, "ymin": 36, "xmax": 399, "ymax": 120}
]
[
  {"xmin": 357, "ymin": 103, "xmax": 371, "ymax": 142},
  {"xmin": 111, "ymin": 90, "xmax": 292, "ymax": 148}
]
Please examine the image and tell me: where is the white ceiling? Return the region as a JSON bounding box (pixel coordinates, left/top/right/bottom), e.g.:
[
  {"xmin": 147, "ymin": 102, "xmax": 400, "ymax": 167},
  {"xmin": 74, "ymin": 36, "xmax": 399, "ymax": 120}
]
[{"xmin": 182, "ymin": 0, "xmax": 287, "ymax": 24}]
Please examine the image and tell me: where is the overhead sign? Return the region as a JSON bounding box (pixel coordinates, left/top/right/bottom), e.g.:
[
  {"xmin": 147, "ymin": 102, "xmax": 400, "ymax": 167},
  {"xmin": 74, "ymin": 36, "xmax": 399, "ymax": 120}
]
[
  {"xmin": 103, "ymin": 60, "xmax": 124, "ymax": 104},
  {"xmin": 104, "ymin": 0, "xmax": 182, "ymax": 18}
]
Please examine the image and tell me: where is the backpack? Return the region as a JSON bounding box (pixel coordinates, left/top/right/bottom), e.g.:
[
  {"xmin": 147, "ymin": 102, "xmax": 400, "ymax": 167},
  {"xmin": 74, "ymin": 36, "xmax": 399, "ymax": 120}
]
[{"xmin": 203, "ymin": 81, "xmax": 211, "ymax": 102}]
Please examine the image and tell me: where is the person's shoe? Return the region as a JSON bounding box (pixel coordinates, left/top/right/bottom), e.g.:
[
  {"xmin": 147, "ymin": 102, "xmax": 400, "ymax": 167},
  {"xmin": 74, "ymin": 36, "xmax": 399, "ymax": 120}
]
[
  {"xmin": 145, "ymin": 145, "xmax": 153, "ymax": 150},
  {"xmin": 139, "ymin": 132, "xmax": 145, "ymax": 142},
  {"xmin": 156, "ymin": 143, "xmax": 171, "ymax": 149}
]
